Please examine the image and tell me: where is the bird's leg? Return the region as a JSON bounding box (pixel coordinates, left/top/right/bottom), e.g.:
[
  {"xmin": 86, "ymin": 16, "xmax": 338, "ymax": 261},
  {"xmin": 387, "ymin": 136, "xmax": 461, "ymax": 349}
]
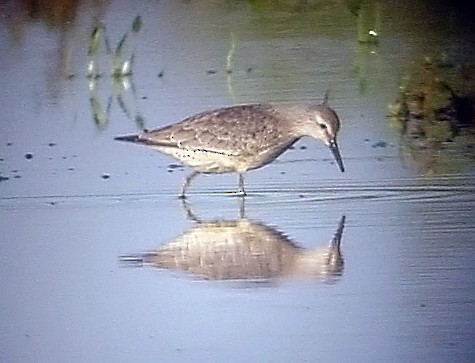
[
  {"xmin": 236, "ymin": 174, "xmax": 247, "ymax": 197},
  {"xmin": 238, "ymin": 196, "xmax": 246, "ymax": 219},
  {"xmin": 180, "ymin": 198, "xmax": 202, "ymax": 222},
  {"xmin": 179, "ymin": 171, "xmax": 199, "ymax": 199}
]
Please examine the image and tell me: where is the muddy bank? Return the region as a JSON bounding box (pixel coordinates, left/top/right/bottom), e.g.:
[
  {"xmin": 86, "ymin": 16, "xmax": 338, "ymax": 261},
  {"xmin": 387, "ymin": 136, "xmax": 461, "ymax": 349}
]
[{"xmin": 388, "ymin": 56, "xmax": 475, "ymax": 172}]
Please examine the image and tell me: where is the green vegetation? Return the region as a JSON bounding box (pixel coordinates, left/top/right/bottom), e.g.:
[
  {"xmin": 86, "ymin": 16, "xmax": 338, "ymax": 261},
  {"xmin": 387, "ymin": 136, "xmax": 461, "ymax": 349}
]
[
  {"xmin": 87, "ymin": 16, "xmax": 142, "ymax": 79},
  {"xmin": 388, "ymin": 55, "xmax": 475, "ymax": 173},
  {"xmin": 86, "ymin": 16, "xmax": 145, "ymax": 130}
]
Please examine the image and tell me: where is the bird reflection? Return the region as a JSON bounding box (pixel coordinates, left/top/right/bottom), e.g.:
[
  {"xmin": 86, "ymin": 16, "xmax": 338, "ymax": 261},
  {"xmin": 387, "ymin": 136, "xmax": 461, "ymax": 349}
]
[{"xmin": 121, "ymin": 202, "xmax": 346, "ymax": 282}]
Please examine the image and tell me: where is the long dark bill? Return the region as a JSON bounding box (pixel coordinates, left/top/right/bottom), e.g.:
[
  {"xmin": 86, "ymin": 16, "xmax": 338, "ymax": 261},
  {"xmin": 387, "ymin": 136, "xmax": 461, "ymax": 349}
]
[{"xmin": 328, "ymin": 139, "xmax": 345, "ymax": 172}]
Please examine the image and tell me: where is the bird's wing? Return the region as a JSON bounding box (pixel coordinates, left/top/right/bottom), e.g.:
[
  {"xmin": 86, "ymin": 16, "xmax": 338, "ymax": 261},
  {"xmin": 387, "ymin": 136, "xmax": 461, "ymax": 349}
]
[{"xmin": 139, "ymin": 105, "xmax": 289, "ymax": 156}]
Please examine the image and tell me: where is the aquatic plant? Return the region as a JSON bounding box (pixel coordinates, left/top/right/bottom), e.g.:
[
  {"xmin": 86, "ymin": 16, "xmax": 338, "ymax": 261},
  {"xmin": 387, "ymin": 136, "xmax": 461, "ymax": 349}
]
[
  {"xmin": 86, "ymin": 16, "xmax": 145, "ymax": 130},
  {"xmin": 389, "ymin": 55, "xmax": 474, "ymax": 142},
  {"xmin": 109, "ymin": 16, "xmax": 142, "ymax": 78},
  {"xmin": 388, "ymin": 55, "xmax": 475, "ymax": 173},
  {"xmin": 86, "ymin": 16, "xmax": 142, "ymax": 79},
  {"xmin": 86, "ymin": 23, "xmax": 104, "ymax": 78},
  {"xmin": 353, "ymin": 0, "xmax": 381, "ymax": 44}
]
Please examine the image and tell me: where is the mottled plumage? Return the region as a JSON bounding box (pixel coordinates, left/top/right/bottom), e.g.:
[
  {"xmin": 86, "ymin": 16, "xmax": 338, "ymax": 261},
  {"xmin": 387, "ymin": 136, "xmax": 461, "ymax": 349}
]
[{"xmin": 115, "ymin": 102, "xmax": 345, "ymax": 197}]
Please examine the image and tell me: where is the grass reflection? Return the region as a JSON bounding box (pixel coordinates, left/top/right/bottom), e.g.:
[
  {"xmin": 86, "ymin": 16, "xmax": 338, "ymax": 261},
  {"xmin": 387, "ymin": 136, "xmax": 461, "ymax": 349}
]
[{"xmin": 88, "ymin": 76, "xmax": 144, "ymax": 130}]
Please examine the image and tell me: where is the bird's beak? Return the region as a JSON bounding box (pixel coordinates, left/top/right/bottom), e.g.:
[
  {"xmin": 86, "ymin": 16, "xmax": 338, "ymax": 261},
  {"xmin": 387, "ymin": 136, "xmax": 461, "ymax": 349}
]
[{"xmin": 328, "ymin": 139, "xmax": 345, "ymax": 172}]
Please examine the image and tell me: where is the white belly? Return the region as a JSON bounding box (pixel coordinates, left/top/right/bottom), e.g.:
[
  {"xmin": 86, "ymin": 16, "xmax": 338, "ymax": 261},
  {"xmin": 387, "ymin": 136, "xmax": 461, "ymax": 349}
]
[{"xmin": 154, "ymin": 146, "xmax": 238, "ymax": 173}]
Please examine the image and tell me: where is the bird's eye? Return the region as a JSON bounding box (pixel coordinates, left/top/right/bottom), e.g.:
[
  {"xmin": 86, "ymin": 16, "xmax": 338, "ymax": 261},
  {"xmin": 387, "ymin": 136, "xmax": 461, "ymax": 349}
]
[{"xmin": 318, "ymin": 123, "xmax": 328, "ymax": 130}]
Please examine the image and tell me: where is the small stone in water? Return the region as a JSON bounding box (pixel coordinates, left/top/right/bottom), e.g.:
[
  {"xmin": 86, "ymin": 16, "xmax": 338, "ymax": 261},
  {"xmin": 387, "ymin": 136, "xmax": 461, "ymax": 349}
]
[{"xmin": 371, "ymin": 141, "xmax": 388, "ymax": 148}]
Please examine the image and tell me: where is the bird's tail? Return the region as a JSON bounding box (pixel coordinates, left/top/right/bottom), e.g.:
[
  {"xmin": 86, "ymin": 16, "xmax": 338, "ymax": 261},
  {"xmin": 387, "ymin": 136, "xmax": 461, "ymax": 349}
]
[
  {"xmin": 114, "ymin": 134, "xmax": 141, "ymax": 143},
  {"xmin": 119, "ymin": 252, "xmax": 157, "ymax": 267}
]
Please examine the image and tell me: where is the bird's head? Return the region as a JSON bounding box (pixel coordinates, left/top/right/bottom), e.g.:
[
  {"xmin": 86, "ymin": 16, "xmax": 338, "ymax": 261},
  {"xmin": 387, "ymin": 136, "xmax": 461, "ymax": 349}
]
[{"xmin": 292, "ymin": 104, "xmax": 345, "ymax": 173}]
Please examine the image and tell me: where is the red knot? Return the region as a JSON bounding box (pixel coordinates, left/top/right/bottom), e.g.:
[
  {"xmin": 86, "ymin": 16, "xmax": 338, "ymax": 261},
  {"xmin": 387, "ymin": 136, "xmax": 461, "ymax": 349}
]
[{"xmin": 115, "ymin": 101, "xmax": 345, "ymax": 198}]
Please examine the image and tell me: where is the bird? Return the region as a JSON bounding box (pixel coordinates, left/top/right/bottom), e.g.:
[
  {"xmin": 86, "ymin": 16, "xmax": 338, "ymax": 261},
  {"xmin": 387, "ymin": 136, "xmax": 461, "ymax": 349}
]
[{"xmin": 115, "ymin": 100, "xmax": 345, "ymax": 198}]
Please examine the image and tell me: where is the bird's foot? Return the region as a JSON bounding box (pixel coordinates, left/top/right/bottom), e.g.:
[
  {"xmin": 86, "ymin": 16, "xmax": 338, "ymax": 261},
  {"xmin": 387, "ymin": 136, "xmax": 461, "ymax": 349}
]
[{"xmin": 235, "ymin": 189, "xmax": 247, "ymax": 197}]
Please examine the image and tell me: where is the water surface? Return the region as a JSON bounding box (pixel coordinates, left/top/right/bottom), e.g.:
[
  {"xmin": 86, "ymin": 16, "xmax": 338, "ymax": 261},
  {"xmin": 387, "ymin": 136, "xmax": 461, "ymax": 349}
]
[{"xmin": 1, "ymin": 1, "xmax": 474, "ymax": 362}]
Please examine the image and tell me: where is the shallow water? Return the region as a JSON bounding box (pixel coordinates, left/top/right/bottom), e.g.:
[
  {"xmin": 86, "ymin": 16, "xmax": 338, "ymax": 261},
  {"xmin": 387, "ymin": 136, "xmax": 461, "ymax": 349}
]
[{"xmin": 1, "ymin": 1, "xmax": 475, "ymax": 362}]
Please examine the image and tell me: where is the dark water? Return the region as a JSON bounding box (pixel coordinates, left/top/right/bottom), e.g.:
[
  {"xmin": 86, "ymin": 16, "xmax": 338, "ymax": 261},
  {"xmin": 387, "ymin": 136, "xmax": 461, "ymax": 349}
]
[{"xmin": 1, "ymin": 1, "xmax": 474, "ymax": 362}]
